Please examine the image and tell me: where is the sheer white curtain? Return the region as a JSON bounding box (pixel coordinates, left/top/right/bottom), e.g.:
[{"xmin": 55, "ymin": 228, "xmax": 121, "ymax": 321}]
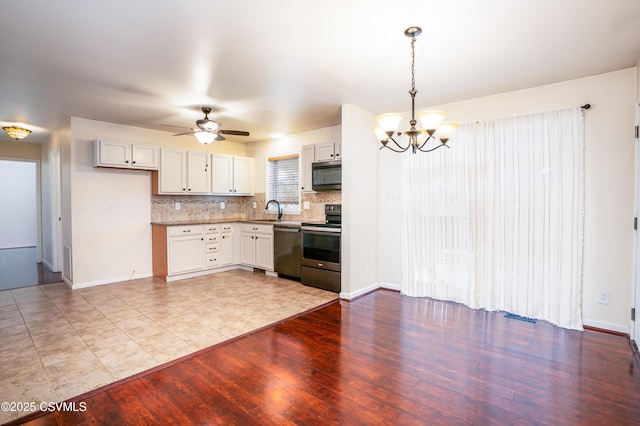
[{"xmin": 401, "ymin": 108, "xmax": 584, "ymax": 330}]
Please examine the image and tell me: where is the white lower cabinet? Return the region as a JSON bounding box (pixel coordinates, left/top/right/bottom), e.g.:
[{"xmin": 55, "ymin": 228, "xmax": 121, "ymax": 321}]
[
  {"xmin": 220, "ymin": 224, "xmax": 234, "ymax": 266},
  {"xmin": 204, "ymin": 224, "xmax": 221, "ymax": 269},
  {"xmin": 167, "ymin": 225, "xmax": 205, "ymax": 275},
  {"xmin": 152, "ymin": 223, "xmax": 238, "ymax": 281},
  {"xmin": 240, "ymin": 224, "xmax": 274, "ymax": 271}
]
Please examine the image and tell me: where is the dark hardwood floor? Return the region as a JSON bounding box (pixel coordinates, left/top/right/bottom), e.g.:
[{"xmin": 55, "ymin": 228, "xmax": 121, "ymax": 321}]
[
  {"xmin": 0, "ymin": 247, "xmax": 62, "ymax": 291},
  {"xmin": 12, "ymin": 290, "xmax": 640, "ymax": 425}
]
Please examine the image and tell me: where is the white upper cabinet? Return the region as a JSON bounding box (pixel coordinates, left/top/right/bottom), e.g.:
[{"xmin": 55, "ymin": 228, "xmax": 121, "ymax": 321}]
[
  {"xmin": 93, "ymin": 139, "xmax": 159, "ymax": 170},
  {"xmin": 314, "ymin": 142, "xmax": 341, "ymax": 162},
  {"xmin": 211, "ymin": 154, "xmax": 255, "ymax": 196},
  {"xmin": 300, "ymin": 145, "xmax": 315, "ymax": 193},
  {"xmin": 187, "ymin": 150, "xmax": 211, "ymax": 194},
  {"xmin": 158, "ymin": 148, "xmax": 187, "ymax": 193},
  {"xmin": 131, "ymin": 144, "xmax": 160, "ymax": 169},
  {"xmin": 155, "ymin": 148, "xmax": 210, "ymax": 194}
]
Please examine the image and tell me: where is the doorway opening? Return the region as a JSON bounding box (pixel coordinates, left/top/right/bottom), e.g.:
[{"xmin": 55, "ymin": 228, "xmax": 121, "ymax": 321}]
[{"xmin": 0, "ymin": 158, "xmax": 61, "ymax": 290}]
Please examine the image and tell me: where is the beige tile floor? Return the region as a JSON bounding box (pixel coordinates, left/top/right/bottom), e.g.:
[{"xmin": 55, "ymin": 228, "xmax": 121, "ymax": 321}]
[{"xmin": 0, "ymin": 270, "xmax": 338, "ymax": 424}]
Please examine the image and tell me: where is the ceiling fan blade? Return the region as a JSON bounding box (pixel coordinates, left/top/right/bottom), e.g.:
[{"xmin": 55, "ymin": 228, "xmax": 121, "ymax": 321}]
[
  {"xmin": 163, "ymin": 124, "xmax": 193, "ymax": 130},
  {"xmin": 172, "ymin": 131, "xmax": 196, "ymax": 136},
  {"xmin": 216, "ymin": 134, "xmax": 226, "ymax": 141},
  {"xmin": 218, "ymin": 129, "xmax": 250, "ymax": 136}
]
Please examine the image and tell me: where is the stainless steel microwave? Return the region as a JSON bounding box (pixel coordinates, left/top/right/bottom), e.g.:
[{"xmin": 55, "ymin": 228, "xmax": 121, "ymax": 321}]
[{"xmin": 312, "ymin": 160, "xmax": 341, "ymax": 191}]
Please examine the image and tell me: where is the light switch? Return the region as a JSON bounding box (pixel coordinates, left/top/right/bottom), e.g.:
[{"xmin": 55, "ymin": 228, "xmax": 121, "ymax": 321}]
[
  {"xmin": 303, "ymin": 201, "xmax": 310, "ymax": 210},
  {"xmin": 220, "ymin": 201, "xmax": 225, "ymax": 209},
  {"xmin": 107, "ymin": 202, "xmax": 115, "ymax": 212},
  {"xmin": 175, "ymin": 202, "xmax": 181, "ymax": 210}
]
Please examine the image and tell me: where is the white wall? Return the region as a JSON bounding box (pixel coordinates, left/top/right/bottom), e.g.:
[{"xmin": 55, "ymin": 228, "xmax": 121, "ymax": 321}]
[
  {"xmin": 340, "ymin": 105, "xmax": 380, "ymax": 298},
  {"xmin": 0, "ymin": 160, "xmax": 38, "ymax": 249},
  {"xmin": 379, "ymin": 68, "xmax": 638, "ymax": 332},
  {"xmin": 65, "ymin": 117, "xmax": 246, "ymax": 288}
]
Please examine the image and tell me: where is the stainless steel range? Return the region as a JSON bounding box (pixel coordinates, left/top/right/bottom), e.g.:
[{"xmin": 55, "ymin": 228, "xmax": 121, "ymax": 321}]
[{"xmin": 300, "ymin": 204, "xmax": 341, "ymax": 293}]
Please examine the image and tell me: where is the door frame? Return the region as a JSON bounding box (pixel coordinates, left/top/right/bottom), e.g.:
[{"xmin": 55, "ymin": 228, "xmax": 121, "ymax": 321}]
[
  {"xmin": 633, "ymin": 104, "xmax": 640, "ymax": 343},
  {"xmin": 51, "ymin": 149, "xmax": 63, "ymax": 272}
]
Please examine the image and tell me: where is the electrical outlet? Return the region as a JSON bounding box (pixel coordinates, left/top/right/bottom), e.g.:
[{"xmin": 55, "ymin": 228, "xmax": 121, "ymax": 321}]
[
  {"xmin": 303, "ymin": 201, "xmax": 310, "ymax": 210},
  {"xmin": 175, "ymin": 202, "xmax": 181, "ymax": 210},
  {"xmin": 252, "ymin": 201, "xmax": 257, "ymax": 209},
  {"xmin": 107, "ymin": 202, "xmax": 115, "ymax": 212},
  {"xmin": 220, "ymin": 201, "xmax": 225, "ymax": 209},
  {"xmin": 597, "ymin": 289, "xmax": 610, "ymax": 305}
]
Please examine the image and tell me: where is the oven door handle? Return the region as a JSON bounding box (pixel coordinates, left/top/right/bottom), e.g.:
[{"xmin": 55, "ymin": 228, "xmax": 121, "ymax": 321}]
[{"xmin": 301, "ymin": 227, "xmax": 341, "ymax": 234}]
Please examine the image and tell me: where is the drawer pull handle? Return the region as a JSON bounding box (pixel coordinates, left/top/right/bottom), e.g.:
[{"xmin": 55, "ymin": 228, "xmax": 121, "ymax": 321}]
[{"xmin": 183, "ymin": 230, "xmax": 191, "ymax": 233}]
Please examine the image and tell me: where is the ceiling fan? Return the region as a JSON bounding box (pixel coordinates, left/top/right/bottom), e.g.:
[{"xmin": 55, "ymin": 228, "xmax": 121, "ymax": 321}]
[{"xmin": 166, "ymin": 107, "xmax": 250, "ymax": 144}]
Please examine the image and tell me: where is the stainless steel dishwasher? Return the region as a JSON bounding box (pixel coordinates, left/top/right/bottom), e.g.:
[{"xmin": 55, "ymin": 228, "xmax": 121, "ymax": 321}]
[{"xmin": 273, "ymin": 224, "xmax": 301, "ymax": 280}]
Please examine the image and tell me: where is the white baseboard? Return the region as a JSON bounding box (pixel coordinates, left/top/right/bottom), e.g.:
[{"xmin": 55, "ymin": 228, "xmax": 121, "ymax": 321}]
[
  {"xmin": 71, "ymin": 272, "xmax": 154, "ymax": 289},
  {"xmin": 340, "ymin": 282, "xmax": 401, "ymax": 300},
  {"xmin": 582, "ymin": 319, "xmax": 629, "ymax": 334}
]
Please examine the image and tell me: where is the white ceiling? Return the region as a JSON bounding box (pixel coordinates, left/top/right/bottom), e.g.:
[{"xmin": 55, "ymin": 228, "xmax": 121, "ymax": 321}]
[{"xmin": 1, "ymin": 0, "xmax": 639, "ymax": 144}]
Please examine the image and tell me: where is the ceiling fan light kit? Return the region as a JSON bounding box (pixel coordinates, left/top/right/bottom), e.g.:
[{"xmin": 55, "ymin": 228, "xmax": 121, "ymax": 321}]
[
  {"xmin": 3, "ymin": 125, "xmax": 32, "ymax": 140},
  {"xmin": 374, "ymin": 26, "xmax": 459, "ymax": 154},
  {"xmin": 193, "ymin": 131, "xmax": 216, "ymax": 144},
  {"xmin": 168, "ymin": 107, "xmax": 250, "ymax": 145}
]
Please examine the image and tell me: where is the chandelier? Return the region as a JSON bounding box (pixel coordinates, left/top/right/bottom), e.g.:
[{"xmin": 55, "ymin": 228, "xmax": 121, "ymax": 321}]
[
  {"xmin": 3, "ymin": 126, "xmax": 32, "ymax": 140},
  {"xmin": 373, "ymin": 27, "xmax": 459, "ymax": 153}
]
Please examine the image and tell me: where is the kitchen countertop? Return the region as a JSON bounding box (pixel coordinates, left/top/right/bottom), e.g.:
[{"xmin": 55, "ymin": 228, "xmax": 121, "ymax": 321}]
[{"xmin": 151, "ymin": 219, "xmax": 302, "ymax": 228}]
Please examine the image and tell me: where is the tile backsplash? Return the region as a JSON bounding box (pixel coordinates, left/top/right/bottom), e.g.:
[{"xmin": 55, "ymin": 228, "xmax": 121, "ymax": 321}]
[{"xmin": 151, "ymin": 192, "xmax": 341, "ymax": 223}]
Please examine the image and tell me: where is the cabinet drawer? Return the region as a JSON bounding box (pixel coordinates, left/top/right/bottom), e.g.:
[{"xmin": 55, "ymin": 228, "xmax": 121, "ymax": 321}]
[
  {"xmin": 205, "ymin": 253, "xmax": 220, "ymax": 268},
  {"xmin": 221, "ymin": 224, "xmax": 233, "ymax": 233},
  {"xmin": 168, "ymin": 225, "xmax": 204, "ymax": 236},
  {"xmin": 206, "ymin": 234, "xmax": 219, "ymax": 243},
  {"xmin": 206, "ymin": 243, "xmax": 219, "ymax": 253},
  {"xmin": 240, "ymin": 224, "xmax": 273, "ymax": 235},
  {"xmin": 206, "ymin": 225, "xmax": 220, "ymax": 234}
]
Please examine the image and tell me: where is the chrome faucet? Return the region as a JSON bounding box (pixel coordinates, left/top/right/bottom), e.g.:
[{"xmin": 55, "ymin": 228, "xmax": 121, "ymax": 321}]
[{"xmin": 265, "ymin": 199, "xmax": 282, "ymax": 220}]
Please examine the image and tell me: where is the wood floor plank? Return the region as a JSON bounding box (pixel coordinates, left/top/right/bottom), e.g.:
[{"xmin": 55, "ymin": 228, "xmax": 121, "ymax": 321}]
[{"xmin": 13, "ymin": 289, "xmax": 640, "ymax": 425}]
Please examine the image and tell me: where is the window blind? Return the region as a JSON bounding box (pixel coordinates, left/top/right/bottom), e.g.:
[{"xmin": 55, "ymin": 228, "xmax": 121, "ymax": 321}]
[{"xmin": 266, "ymin": 154, "xmax": 300, "ymax": 211}]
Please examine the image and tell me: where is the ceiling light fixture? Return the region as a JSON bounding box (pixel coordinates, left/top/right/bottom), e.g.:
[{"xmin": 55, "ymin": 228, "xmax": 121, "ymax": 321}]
[
  {"xmin": 373, "ymin": 27, "xmax": 459, "ymax": 154},
  {"xmin": 193, "ymin": 131, "xmax": 216, "ymax": 145},
  {"xmin": 3, "ymin": 125, "xmax": 32, "ymax": 141}
]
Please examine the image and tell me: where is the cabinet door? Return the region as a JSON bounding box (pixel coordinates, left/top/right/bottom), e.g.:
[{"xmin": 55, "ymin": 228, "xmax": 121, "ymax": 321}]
[
  {"xmin": 233, "ymin": 156, "xmax": 254, "ymax": 195},
  {"xmin": 240, "ymin": 233, "xmax": 256, "ymax": 266},
  {"xmin": 334, "ymin": 142, "xmax": 341, "ymax": 160},
  {"xmin": 131, "ymin": 144, "xmax": 159, "ymax": 170},
  {"xmin": 168, "ymin": 234, "xmax": 204, "ymax": 274},
  {"xmin": 220, "ymin": 232, "xmax": 234, "ymax": 266},
  {"xmin": 160, "ymin": 148, "xmax": 187, "ymax": 193},
  {"xmin": 95, "ymin": 140, "xmax": 131, "ymax": 168},
  {"xmin": 314, "ymin": 142, "xmax": 336, "ymax": 162},
  {"xmin": 187, "ymin": 151, "xmax": 211, "ymax": 194},
  {"xmin": 300, "ymin": 145, "xmax": 315, "ymax": 193},
  {"xmin": 211, "ymin": 154, "xmax": 233, "ymax": 194},
  {"xmin": 255, "ymin": 234, "xmax": 274, "ymax": 271}
]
